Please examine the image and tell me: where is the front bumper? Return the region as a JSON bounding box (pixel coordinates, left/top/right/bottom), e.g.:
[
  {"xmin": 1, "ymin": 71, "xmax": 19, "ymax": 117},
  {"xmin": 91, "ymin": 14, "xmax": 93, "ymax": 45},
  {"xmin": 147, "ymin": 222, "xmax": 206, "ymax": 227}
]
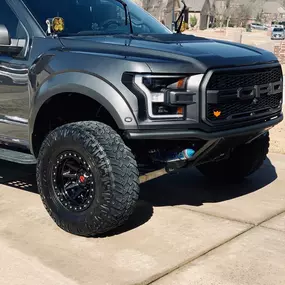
[{"xmin": 124, "ymin": 113, "xmax": 283, "ymax": 141}]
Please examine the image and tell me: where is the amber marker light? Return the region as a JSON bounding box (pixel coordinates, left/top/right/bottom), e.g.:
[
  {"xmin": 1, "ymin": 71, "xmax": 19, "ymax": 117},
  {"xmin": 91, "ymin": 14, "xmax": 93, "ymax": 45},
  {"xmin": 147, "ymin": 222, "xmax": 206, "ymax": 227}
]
[
  {"xmin": 177, "ymin": 107, "xmax": 184, "ymax": 115},
  {"xmin": 177, "ymin": 78, "xmax": 186, "ymax": 89},
  {"xmin": 213, "ymin": 110, "xmax": 221, "ymax": 117}
]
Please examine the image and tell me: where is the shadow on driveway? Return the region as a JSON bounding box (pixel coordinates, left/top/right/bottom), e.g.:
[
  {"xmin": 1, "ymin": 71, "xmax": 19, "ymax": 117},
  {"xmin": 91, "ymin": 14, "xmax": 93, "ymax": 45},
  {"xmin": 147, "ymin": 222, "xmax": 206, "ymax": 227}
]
[
  {"xmin": 140, "ymin": 157, "xmax": 278, "ymax": 207},
  {"xmin": 0, "ymin": 157, "xmax": 278, "ymax": 236}
]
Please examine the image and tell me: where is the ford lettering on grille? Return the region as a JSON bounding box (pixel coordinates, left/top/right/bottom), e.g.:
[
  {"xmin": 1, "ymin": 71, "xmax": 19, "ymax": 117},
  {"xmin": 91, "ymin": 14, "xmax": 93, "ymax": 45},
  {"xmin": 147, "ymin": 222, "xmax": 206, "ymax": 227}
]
[
  {"xmin": 205, "ymin": 67, "xmax": 283, "ymax": 124},
  {"xmin": 237, "ymin": 81, "xmax": 282, "ymax": 100}
]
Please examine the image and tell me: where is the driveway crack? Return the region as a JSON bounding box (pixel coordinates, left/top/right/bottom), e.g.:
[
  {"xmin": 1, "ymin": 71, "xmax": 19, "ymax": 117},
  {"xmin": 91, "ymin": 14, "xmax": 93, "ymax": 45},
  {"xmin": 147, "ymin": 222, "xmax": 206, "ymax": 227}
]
[{"xmin": 141, "ymin": 225, "xmax": 254, "ymax": 285}]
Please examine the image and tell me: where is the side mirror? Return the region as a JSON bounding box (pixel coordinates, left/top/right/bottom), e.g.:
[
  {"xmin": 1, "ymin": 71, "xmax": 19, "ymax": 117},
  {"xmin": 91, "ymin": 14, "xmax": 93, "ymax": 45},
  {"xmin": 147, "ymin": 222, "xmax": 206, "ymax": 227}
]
[
  {"xmin": 0, "ymin": 24, "xmax": 10, "ymax": 45},
  {"xmin": 0, "ymin": 24, "xmax": 23, "ymax": 56}
]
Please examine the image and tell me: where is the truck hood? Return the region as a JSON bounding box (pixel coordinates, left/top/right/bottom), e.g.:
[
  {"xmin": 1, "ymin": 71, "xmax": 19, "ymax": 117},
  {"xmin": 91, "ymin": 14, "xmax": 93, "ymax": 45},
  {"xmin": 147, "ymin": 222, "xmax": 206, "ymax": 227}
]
[{"xmin": 59, "ymin": 33, "xmax": 278, "ymax": 73}]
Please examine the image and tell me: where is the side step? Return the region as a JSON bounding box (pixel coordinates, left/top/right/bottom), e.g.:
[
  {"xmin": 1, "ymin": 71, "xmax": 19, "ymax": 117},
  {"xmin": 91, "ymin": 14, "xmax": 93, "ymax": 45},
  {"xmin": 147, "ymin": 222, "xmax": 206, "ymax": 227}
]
[{"xmin": 0, "ymin": 148, "xmax": 37, "ymax": 164}]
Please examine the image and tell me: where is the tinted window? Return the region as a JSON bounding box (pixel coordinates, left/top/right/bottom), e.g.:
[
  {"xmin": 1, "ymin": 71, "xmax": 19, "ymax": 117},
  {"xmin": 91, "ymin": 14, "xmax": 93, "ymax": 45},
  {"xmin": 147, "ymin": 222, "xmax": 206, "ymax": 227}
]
[
  {"xmin": 273, "ymin": 28, "xmax": 284, "ymax": 32},
  {"xmin": 22, "ymin": 0, "xmax": 171, "ymax": 35},
  {"xmin": 0, "ymin": 1, "xmax": 26, "ymax": 38}
]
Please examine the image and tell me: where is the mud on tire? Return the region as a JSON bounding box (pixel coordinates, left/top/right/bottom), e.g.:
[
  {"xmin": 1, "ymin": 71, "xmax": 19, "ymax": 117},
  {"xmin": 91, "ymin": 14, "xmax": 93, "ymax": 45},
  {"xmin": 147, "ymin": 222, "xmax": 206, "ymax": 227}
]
[
  {"xmin": 36, "ymin": 121, "xmax": 140, "ymax": 237},
  {"xmin": 196, "ymin": 132, "xmax": 270, "ymax": 183}
]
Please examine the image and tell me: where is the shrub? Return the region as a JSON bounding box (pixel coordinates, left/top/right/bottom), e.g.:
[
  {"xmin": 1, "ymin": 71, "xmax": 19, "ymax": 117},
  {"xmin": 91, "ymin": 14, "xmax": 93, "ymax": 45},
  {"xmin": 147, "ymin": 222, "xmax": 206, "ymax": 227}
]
[{"xmin": 190, "ymin": 15, "xmax": 197, "ymax": 28}]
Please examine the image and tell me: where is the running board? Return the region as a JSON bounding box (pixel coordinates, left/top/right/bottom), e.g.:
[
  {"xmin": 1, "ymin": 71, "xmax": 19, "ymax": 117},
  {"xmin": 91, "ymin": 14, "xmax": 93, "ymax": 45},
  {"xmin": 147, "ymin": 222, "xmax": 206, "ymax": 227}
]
[{"xmin": 0, "ymin": 148, "xmax": 37, "ymax": 164}]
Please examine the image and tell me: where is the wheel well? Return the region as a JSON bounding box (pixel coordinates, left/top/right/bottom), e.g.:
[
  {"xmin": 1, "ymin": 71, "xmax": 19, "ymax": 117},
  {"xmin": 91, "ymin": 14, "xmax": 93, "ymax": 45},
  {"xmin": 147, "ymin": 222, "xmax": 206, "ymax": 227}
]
[{"xmin": 32, "ymin": 93, "xmax": 119, "ymax": 157}]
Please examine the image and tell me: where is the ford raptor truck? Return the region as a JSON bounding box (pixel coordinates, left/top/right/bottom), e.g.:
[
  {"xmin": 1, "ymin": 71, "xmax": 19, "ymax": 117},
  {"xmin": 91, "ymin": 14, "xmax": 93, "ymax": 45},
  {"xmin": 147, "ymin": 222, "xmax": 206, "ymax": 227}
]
[{"xmin": 0, "ymin": 0, "xmax": 283, "ymax": 237}]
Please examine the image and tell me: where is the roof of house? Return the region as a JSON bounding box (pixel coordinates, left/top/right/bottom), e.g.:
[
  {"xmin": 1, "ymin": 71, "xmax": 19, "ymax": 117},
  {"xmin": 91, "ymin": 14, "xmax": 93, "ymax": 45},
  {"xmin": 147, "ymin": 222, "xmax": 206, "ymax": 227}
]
[
  {"xmin": 184, "ymin": 0, "xmax": 208, "ymax": 11},
  {"xmin": 262, "ymin": 1, "xmax": 285, "ymax": 14}
]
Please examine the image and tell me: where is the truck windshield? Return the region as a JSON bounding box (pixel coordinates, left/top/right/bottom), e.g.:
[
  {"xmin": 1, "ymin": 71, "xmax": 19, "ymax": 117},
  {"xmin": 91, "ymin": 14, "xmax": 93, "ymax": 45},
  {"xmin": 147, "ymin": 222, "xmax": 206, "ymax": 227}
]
[{"xmin": 22, "ymin": 0, "xmax": 172, "ymax": 36}]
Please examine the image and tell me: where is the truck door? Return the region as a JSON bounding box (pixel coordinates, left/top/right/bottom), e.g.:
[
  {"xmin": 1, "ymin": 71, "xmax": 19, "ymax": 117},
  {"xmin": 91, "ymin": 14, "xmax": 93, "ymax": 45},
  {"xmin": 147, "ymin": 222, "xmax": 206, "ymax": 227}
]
[{"xmin": 0, "ymin": 1, "xmax": 30, "ymax": 143}]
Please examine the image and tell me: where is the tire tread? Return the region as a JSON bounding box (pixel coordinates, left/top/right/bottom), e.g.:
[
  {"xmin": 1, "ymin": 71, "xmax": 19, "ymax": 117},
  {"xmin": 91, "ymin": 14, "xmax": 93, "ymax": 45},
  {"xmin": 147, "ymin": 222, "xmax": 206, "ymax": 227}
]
[{"xmin": 36, "ymin": 121, "xmax": 139, "ymax": 237}]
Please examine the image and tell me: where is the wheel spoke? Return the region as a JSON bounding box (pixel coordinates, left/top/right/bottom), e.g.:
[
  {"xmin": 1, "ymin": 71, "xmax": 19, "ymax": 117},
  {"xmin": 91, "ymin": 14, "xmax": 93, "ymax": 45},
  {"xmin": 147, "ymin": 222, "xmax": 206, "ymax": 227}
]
[
  {"xmin": 65, "ymin": 161, "xmax": 79, "ymax": 172},
  {"xmin": 62, "ymin": 171, "xmax": 77, "ymax": 179},
  {"xmin": 65, "ymin": 182, "xmax": 79, "ymax": 191}
]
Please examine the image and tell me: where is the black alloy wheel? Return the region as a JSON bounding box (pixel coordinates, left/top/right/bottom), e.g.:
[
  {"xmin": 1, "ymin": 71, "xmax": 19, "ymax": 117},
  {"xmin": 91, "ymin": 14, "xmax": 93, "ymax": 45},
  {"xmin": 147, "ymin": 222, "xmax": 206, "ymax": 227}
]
[{"xmin": 52, "ymin": 151, "xmax": 95, "ymax": 212}]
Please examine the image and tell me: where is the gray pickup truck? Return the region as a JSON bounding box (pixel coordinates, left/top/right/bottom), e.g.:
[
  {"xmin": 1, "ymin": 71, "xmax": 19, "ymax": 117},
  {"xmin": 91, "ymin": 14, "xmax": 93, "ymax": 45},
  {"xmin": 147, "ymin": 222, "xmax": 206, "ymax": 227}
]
[{"xmin": 0, "ymin": 0, "xmax": 283, "ymax": 237}]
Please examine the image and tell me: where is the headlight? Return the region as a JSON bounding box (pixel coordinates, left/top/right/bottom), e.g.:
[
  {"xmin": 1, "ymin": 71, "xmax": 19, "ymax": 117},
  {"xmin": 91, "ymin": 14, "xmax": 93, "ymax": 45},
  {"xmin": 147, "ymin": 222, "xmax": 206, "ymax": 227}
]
[
  {"xmin": 142, "ymin": 76, "xmax": 187, "ymax": 92},
  {"xmin": 134, "ymin": 74, "xmax": 203, "ymax": 119}
]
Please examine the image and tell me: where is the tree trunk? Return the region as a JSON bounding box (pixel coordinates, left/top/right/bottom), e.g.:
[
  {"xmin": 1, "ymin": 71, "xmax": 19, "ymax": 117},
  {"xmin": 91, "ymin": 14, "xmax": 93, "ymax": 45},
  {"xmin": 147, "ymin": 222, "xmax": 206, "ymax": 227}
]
[{"xmin": 226, "ymin": 17, "xmax": 231, "ymax": 27}]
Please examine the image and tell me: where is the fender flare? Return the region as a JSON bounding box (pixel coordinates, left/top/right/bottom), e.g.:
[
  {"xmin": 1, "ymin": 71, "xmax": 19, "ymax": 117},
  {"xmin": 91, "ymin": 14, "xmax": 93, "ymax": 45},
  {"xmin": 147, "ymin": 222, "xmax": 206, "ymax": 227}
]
[{"xmin": 29, "ymin": 72, "xmax": 138, "ymax": 149}]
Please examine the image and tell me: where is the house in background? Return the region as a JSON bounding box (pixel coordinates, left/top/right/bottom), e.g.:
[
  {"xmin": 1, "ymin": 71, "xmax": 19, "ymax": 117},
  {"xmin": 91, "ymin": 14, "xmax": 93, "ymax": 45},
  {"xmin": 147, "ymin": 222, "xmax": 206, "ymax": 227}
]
[
  {"xmin": 141, "ymin": 0, "xmax": 215, "ymax": 30},
  {"xmin": 261, "ymin": 1, "xmax": 285, "ymax": 24},
  {"xmin": 213, "ymin": 0, "xmax": 257, "ymax": 27},
  {"xmin": 184, "ymin": 0, "xmax": 214, "ymax": 30},
  {"xmin": 212, "ymin": 0, "xmax": 285, "ymax": 28},
  {"xmin": 141, "ymin": 0, "xmax": 175, "ymax": 29},
  {"xmin": 136, "ymin": 0, "xmax": 285, "ymax": 30}
]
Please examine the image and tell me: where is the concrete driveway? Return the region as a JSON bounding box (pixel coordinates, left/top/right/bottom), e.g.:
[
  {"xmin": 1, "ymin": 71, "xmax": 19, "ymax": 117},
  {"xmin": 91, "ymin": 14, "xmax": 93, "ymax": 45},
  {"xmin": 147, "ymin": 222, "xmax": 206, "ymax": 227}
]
[{"xmin": 0, "ymin": 153, "xmax": 285, "ymax": 285}]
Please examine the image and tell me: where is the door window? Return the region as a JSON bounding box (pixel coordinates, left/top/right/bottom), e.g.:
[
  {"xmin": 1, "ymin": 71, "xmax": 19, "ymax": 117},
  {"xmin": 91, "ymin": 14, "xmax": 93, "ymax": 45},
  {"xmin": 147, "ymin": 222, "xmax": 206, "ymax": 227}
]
[{"xmin": 0, "ymin": 1, "xmax": 28, "ymax": 57}]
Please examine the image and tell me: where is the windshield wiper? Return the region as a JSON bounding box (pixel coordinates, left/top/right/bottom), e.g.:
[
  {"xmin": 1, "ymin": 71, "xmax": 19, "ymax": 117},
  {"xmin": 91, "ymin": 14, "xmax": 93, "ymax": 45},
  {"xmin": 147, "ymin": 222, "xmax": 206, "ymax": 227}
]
[
  {"xmin": 175, "ymin": 0, "xmax": 187, "ymax": 34},
  {"xmin": 115, "ymin": 0, "xmax": 133, "ymax": 34}
]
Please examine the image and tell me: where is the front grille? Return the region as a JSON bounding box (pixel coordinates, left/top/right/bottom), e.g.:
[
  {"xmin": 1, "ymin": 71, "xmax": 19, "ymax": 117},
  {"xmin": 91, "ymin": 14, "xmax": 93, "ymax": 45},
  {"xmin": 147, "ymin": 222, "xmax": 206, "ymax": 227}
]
[
  {"xmin": 208, "ymin": 67, "xmax": 281, "ymax": 90},
  {"xmin": 206, "ymin": 66, "xmax": 283, "ymax": 123},
  {"xmin": 207, "ymin": 93, "xmax": 282, "ymax": 121}
]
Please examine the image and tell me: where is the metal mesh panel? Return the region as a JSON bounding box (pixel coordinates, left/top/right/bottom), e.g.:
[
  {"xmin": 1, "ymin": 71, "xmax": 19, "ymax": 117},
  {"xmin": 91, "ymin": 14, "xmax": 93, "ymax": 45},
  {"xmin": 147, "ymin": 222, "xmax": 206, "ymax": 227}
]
[
  {"xmin": 206, "ymin": 66, "xmax": 283, "ymax": 123},
  {"xmin": 207, "ymin": 67, "xmax": 282, "ymax": 90},
  {"xmin": 207, "ymin": 93, "xmax": 282, "ymax": 121}
]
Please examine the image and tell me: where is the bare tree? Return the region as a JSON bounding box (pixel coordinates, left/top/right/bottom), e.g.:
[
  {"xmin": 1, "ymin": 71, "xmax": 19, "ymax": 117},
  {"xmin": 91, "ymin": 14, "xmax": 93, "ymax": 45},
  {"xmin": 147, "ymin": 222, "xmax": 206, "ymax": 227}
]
[
  {"xmin": 142, "ymin": 0, "xmax": 154, "ymax": 12},
  {"xmin": 214, "ymin": 0, "xmax": 264, "ymax": 28},
  {"xmin": 234, "ymin": 2, "xmax": 254, "ymax": 27},
  {"xmin": 214, "ymin": 0, "xmax": 232, "ymax": 28}
]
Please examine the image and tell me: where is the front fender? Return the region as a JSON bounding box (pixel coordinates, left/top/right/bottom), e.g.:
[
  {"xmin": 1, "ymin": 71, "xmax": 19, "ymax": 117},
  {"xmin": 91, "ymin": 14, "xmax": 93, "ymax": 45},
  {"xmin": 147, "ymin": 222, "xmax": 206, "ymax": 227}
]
[{"xmin": 29, "ymin": 71, "xmax": 138, "ymax": 142}]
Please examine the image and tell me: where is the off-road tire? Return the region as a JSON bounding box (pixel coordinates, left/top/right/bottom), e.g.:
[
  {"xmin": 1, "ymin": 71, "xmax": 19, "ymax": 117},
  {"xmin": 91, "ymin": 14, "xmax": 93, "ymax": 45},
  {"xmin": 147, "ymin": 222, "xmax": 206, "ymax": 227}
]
[
  {"xmin": 36, "ymin": 121, "xmax": 140, "ymax": 237},
  {"xmin": 196, "ymin": 132, "xmax": 270, "ymax": 183}
]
